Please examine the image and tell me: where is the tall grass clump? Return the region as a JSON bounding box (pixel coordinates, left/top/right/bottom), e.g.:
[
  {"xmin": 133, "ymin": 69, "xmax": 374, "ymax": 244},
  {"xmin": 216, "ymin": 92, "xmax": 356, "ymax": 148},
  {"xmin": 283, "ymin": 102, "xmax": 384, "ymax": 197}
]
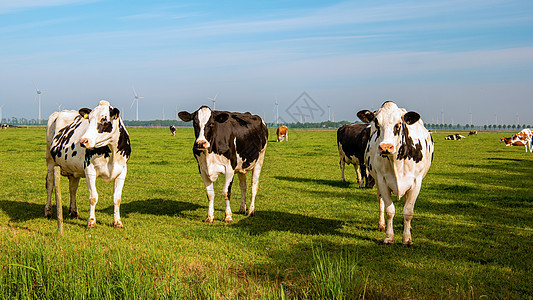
[{"xmin": 310, "ymin": 246, "xmax": 368, "ymax": 299}]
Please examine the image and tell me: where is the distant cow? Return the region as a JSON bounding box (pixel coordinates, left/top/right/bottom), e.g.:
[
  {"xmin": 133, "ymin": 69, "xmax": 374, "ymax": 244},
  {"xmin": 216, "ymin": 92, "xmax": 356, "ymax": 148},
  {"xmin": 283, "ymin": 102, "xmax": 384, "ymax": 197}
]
[
  {"xmin": 45, "ymin": 100, "xmax": 131, "ymax": 229},
  {"xmin": 1, "ymin": 124, "xmax": 8, "ymax": 130},
  {"xmin": 276, "ymin": 126, "xmax": 288, "ymax": 142},
  {"xmin": 337, "ymin": 124, "xmax": 374, "ymax": 188},
  {"xmin": 445, "ymin": 134, "xmax": 465, "ymax": 140},
  {"xmin": 178, "ymin": 106, "xmax": 268, "ymax": 223},
  {"xmin": 170, "ymin": 125, "xmax": 176, "ymax": 136},
  {"xmin": 469, "ymin": 130, "xmax": 478, "ymax": 136},
  {"xmin": 510, "ymin": 128, "xmax": 533, "ymax": 152},
  {"xmin": 357, "ymin": 101, "xmax": 434, "ymax": 245}
]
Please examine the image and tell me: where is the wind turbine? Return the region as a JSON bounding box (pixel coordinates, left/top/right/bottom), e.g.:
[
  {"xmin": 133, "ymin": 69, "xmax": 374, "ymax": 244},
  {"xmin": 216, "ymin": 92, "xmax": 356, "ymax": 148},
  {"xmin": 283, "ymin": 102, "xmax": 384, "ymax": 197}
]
[
  {"xmin": 0, "ymin": 105, "xmax": 3, "ymax": 123},
  {"xmin": 34, "ymin": 83, "xmax": 46, "ymax": 124},
  {"xmin": 131, "ymin": 86, "xmax": 144, "ymax": 121},
  {"xmin": 208, "ymin": 93, "xmax": 218, "ymax": 110},
  {"xmin": 274, "ymin": 99, "xmax": 279, "ymax": 126}
]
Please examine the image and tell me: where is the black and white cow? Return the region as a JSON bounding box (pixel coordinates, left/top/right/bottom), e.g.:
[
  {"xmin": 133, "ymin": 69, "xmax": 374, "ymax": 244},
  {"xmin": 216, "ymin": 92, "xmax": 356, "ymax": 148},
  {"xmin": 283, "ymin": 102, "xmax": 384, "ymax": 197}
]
[
  {"xmin": 357, "ymin": 101, "xmax": 433, "ymax": 245},
  {"xmin": 337, "ymin": 124, "xmax": 374, "ymax": 188},
  {"xmin": 445, "ymin": 134, "xmax": 465, "ymax": 140},
  {"xmin": 45, "ymin": 100, "xmax": 131, "ymax": 229},
  {"xmin": 170, "ymin": 125, "xmax": 176, "ymax": 136},
  {"xmin": 1, "ymin": 124, "xmax": 8, "ymax": 130},
  {"xmin": 178, "ymin": 106, "xmax": 268, "ymax": 223}
]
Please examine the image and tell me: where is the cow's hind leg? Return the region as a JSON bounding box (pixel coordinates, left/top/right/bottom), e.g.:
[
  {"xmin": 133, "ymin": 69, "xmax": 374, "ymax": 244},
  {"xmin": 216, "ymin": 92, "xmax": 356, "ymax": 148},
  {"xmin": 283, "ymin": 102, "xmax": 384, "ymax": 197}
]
[
  {"xmin": 248, "ymin": 150, "xmax": 266, "ymax": 217},
  {"xmin": 222, "ymin": 170, "xmax": 235, "ymax": 223},
  {"xmin": 53, "ymin": 166, "xmax": 63, "ymax": 234},
  {"xmin": 354, "ymin": 162, "xmax": 362, "ymax": 187},
  {"xmin": 45, "ymin": 164, "xmax": 54, "ymax": 218},
  {"xmin": 339, "ymin": 159, "xmax": 346, "ymax": 182},
  {"xmin": 237, "ymin": 172, "xmax": 247, "ymax": 214},
  {"xmin": 68, "ymin": 176, "xmax": 80, "ymax": 218}
]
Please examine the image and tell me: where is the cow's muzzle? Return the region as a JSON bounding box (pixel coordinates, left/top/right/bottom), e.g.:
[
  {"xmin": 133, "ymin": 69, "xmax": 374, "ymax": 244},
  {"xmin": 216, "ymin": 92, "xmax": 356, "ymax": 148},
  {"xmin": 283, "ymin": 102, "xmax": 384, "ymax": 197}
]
[
  {"xmin": 194, "ymin": 140, "xmax": 209, "ymax": 150},
  {"xmin": 378, "ymin": 143, "xmax": 394, "ymax": 156}
]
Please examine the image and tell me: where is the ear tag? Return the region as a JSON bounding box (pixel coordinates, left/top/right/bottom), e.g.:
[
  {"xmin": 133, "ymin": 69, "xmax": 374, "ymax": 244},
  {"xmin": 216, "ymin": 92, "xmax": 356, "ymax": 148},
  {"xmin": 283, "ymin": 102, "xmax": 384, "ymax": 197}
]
[{"xmin": 83, "ymin": 114, "xmax": 89, "ymax": 119}]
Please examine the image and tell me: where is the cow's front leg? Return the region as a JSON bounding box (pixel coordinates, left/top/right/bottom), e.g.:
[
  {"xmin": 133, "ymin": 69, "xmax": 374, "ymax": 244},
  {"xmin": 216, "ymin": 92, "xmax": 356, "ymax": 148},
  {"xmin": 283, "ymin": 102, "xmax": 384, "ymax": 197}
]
[
  {"xmin": 85, "ymin": 169, "xmax": 98, "ymax": 229},
  {"xmin": 112, "ymin": 167, "xmax": 127, "ymax": 228},
  {"xmin": 68, "ymin": 176, "xmax": 80, "ymax": 218},
  {"xmin": 237, "ymin": 172, "xmax": 247, "ymax": 214},
  {"xmin": 402, "ymin": 180, "xmax": 422, "ymax": 246},
  {"xmin": 222, "ymin": 170, "xmax": 234, "ymax": 223},
  {"xmin": 200, "ymin": 173, "xmax": 215, "ymax": 223}
]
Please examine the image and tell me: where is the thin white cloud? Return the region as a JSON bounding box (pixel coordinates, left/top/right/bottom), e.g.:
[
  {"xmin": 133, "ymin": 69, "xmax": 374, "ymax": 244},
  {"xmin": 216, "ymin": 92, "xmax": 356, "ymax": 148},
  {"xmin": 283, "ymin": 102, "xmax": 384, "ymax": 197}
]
[{"xmin": 0, "ymin": 0, "xmax": 100, "ymax": 14}]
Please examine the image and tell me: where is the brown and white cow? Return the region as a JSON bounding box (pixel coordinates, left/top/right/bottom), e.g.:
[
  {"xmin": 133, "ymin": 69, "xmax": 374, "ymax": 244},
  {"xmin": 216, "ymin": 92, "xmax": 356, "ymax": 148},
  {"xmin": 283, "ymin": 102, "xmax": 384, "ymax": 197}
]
[
  {"xmin": 276, "ymin": 126, "xmax": 288, "ymax": 142},
  {"xmin": 179, "ymin": 106, "xmax": 268, "ymax": 223},
  {"xmin": 509, "ymin": 128, "xmax": 532, "ymax": 152},
  {"xmin": 357, "ymin": 101, "xmax": 433, "ymax": 245},
  {"xmin": 469, "ymin": 130, "xmax": 478, "ymax": 136},
  {"xmin": 337, "ymin": 124, "xmax": 374, "ymax": 188},
  {"xmin": 45, "ymin": 100, "xmax": 131, "ymax": 230}
]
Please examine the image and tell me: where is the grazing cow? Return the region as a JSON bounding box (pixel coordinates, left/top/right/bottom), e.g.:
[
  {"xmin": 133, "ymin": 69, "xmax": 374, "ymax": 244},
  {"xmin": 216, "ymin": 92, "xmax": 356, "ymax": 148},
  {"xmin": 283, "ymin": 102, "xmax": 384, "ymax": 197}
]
[
  {"xmin": 357, "ymin": 101, "xmax": 433, "ymax": 245},
  {"xmin": 510, "ymin": 129, "xmax": 533, "ymax": 152},
  {"xmin": 1, "ymin": 124, "xmax": 8, "ymax": 130},
  {"xmin": 276, "ymin": 126, "xmax": 288, "ymax": 142},
  {"xmin": 469, "ymin": 130, "xmax": 478, "ymax": 136},
  {"xmin": 170, "ymin": 125, "xmax": 176, "ymax": 136},
  {"xmin": 45, "ymin": 100, "xmax": 131, "ymax": 229},
  {"xmin": 178, "ymin": 106, "xmax": 268, "ymax": 223},
  {"xmin": 337, "ymin": 124, "xmax": 374, "ymax": 188},
  {"xmin": 445, "ymin": 134, "xmax": 465, "ymax": 140}
]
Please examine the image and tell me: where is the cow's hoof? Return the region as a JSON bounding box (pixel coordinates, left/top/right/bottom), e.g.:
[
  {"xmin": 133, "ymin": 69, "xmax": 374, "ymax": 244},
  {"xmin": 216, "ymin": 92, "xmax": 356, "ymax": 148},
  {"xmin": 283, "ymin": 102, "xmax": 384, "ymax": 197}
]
[
  {"xmin": 247, "ymin": 210, "xmax": 255, "ymax": 217},
  {"xmin": 384, "ymin": 237, "xmax": 394, "ymax": 244},
  {"xmin": 44, "ymin": 209, "xmax": 52, "ymax": 219},
  {"xmin": 204, "ymin": 216, "xmax": 214, "ymax": 223},
  {"xmin": 224, "ymin": 216, "xmax": 233, "ymax": 223},
  {"xmin": 378, "ymin": 224, "xmax": 386, "ymax": 232},
  {"xmin": 69, "ymin": 210, "xmax": 79, "ymax": 218},
  {"xmin": 403, "ymin": 239, "xmax": 413, "ymax": 246},
  {"xmin": 87, "ymin": 219, "xmax": 96, "ymax": 229},
  {"xmin": 238, "ymin": 208, "xmax": 246, "ymax": 214},
  {"xmin": 113, "ymin": 221, "xmax": 124, "ymax": 229}
]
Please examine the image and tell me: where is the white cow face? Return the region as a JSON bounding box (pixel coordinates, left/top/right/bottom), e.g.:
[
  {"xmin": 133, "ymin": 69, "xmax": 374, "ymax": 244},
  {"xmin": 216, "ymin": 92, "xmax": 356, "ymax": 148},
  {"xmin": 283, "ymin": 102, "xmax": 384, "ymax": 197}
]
[
  {"xmin": 357, "ymin": 101, "xmax": 420, "ymax": 157},
  {"xmin": 79, "ymin": 100, "xmax": 121, "ymax": 149}
]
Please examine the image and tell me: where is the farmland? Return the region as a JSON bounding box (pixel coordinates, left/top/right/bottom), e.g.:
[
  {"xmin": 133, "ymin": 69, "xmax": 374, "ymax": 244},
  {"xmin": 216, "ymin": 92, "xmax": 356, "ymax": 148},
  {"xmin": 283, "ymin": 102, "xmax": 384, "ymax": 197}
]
[{"xmin": 0, "ymin": 127, "xmax": 531, "ymax": 299}]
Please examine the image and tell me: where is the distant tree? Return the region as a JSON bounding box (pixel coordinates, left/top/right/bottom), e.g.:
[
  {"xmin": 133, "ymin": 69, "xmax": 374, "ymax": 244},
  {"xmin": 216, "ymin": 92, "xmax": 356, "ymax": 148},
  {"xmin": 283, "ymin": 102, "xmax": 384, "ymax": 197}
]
[
  {"xmin": 484, "ymin": 125, "xmax": 488, "ymax": 130},
  {"xmin": 456, "ymin": 124, "xmax": 461, "ymax": 129}
]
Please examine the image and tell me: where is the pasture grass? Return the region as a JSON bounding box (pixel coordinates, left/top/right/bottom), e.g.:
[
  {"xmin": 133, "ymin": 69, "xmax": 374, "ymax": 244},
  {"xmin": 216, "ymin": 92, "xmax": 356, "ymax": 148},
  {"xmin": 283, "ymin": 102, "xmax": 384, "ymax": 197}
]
[{"xmin": 0, "ymin": 126, "xmax": 532, "ymax": 299}]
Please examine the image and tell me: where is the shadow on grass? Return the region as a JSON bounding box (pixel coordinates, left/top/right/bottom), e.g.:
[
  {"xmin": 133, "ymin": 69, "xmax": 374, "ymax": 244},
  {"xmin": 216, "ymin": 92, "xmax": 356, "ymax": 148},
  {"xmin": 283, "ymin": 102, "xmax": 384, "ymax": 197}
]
[
  {"xmin": 101, "ymin": 198, "xmax": 202, "ymax": 218},
  {"xmin": 273, "ymin": 176, "xmax": 351, "ymax": 188},
  {"xmin": 234, "ymin": 210, "xmax": 376, "ymax": 242},
  {"xmin": 0, "ymin": 200, "xmax": 43, "ymax": 222}
]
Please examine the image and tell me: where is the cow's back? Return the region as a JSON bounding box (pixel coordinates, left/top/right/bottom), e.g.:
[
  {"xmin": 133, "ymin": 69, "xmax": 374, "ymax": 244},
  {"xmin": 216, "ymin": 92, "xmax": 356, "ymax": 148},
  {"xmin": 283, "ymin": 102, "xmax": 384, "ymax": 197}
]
[{"xmin": 337, "ymin": 124, "xmax": 369, "ymax": 160}]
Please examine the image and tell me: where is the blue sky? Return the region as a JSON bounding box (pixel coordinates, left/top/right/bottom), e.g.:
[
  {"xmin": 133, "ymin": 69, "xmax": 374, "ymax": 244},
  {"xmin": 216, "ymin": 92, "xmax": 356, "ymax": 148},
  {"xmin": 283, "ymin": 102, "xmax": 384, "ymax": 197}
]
[{"xmin": 1, "ymin": 0, "xmax": 533, "ymax": 125}]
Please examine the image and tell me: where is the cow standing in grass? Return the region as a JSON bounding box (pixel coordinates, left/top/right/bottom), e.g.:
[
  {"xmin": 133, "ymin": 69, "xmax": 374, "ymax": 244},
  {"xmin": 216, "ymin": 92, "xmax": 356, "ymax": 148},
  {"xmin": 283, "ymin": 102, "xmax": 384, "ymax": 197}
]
[
  {"xmin": 45, "ymin": 100, "xmax": 131, "ymax": 229},
  {"xmin": 357, "ymin": 101, "xmax": 433, "ymax": 245},
  {"xmin": 276, "ymin": 126, "xmax": 288, "ymax": 142},
  {"xmin": 178, "ymin": 106, "xmax": 268, "ymax": 223},
  {"xmin": 337, "ymin": 124, "xmax": 374, "ymax": 188},
  {"xmin": 170, "ymin": 125, "xmax": 176, "ymax": 136},
  {"xmin": 509, "ymin": 128, "xmax": 532, "ymax": 152}
]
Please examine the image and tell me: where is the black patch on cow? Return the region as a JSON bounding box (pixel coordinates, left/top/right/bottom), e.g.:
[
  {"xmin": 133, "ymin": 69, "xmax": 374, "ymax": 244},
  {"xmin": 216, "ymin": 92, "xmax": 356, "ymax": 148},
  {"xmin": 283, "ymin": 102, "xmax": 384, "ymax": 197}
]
[
  {"xmin": 72, "ymin": 150, "xmax": 77, "ymax": 157},
  {"xmin": 84, "ymin": 146, "xmax": 111, "ymax": 168},
  {"xmin": 50, "ymin": 116, "xmax": 83, "ymax": 161},
  {"xmin": 393, "ymin": 123, "xmax": 401, "ymax": 136},
  {"xmin": 110, "ymin": 107, "xmax": 120, "ymax": 120},
  {"xmin": 373, "ymin": 119, "xmax": 381, "ymax": 140},
  {"xmin": 71, "ymin": 143, "xmax": 75, "ymax": 150},
  {"xmin": 97, "ymin": 117, "xmax": 113, "ymax": 133},
  {"xmin": 117, "ymin": 122, "xmax": 131, "ymax": 158},
  {"xmin": 396, "ymin": 123, "xmax": 423, "ymax": 162}
]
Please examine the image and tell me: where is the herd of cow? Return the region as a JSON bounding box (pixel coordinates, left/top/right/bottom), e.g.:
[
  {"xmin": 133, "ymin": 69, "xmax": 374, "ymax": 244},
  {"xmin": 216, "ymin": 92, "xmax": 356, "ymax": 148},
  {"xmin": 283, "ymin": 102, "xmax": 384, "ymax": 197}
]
[{"xmin": 41, "ymin": 99, "xmax": 456, "ymax": 245}]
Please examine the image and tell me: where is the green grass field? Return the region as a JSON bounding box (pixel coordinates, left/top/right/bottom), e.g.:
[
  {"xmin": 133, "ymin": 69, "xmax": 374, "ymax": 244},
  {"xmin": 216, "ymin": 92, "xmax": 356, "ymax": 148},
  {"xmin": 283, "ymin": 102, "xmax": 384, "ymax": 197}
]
[{"xmin": 0, "ymin": 127, "xmax": 531, "ymax": 299}]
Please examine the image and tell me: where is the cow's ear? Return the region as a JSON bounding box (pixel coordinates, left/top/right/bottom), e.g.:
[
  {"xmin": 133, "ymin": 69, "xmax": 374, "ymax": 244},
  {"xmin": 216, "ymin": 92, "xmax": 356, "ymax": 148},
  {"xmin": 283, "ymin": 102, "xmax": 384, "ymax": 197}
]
[
  {"xmin": 357, "ymin": 110, "xmax": 374, "ymax": 123},
  {"xmin": 79, "ymin": 108, "xmax": 92, "ymax": 119},
  {"xmin": 214, "ymin": 112, "xmax": 229, "ymax": 123},
  {"xmin": 178, "ymin": 111, "xmax": 193, "ymax": 122},
  {"xmin": 110, "ymin": 107, "xmax": 120, "ymax": 120},
  {"xmin": 403, "ymin": 111, "xmax": 420, "ymax": 125}
]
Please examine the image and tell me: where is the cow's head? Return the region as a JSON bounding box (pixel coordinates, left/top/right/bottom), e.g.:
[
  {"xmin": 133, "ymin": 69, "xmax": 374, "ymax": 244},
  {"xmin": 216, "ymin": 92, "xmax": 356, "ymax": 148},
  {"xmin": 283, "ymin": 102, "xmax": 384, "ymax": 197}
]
[
  {"xmin": 79, "ymin": 100, "xmax": 121, "ymax": 149},
  {"xmin": 357, "ymin": 101, "xmax": 421, "ymax": 157},
  {"xmin": 178, "ymin": 106, "xmax": 229, "ymax": 151}
]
